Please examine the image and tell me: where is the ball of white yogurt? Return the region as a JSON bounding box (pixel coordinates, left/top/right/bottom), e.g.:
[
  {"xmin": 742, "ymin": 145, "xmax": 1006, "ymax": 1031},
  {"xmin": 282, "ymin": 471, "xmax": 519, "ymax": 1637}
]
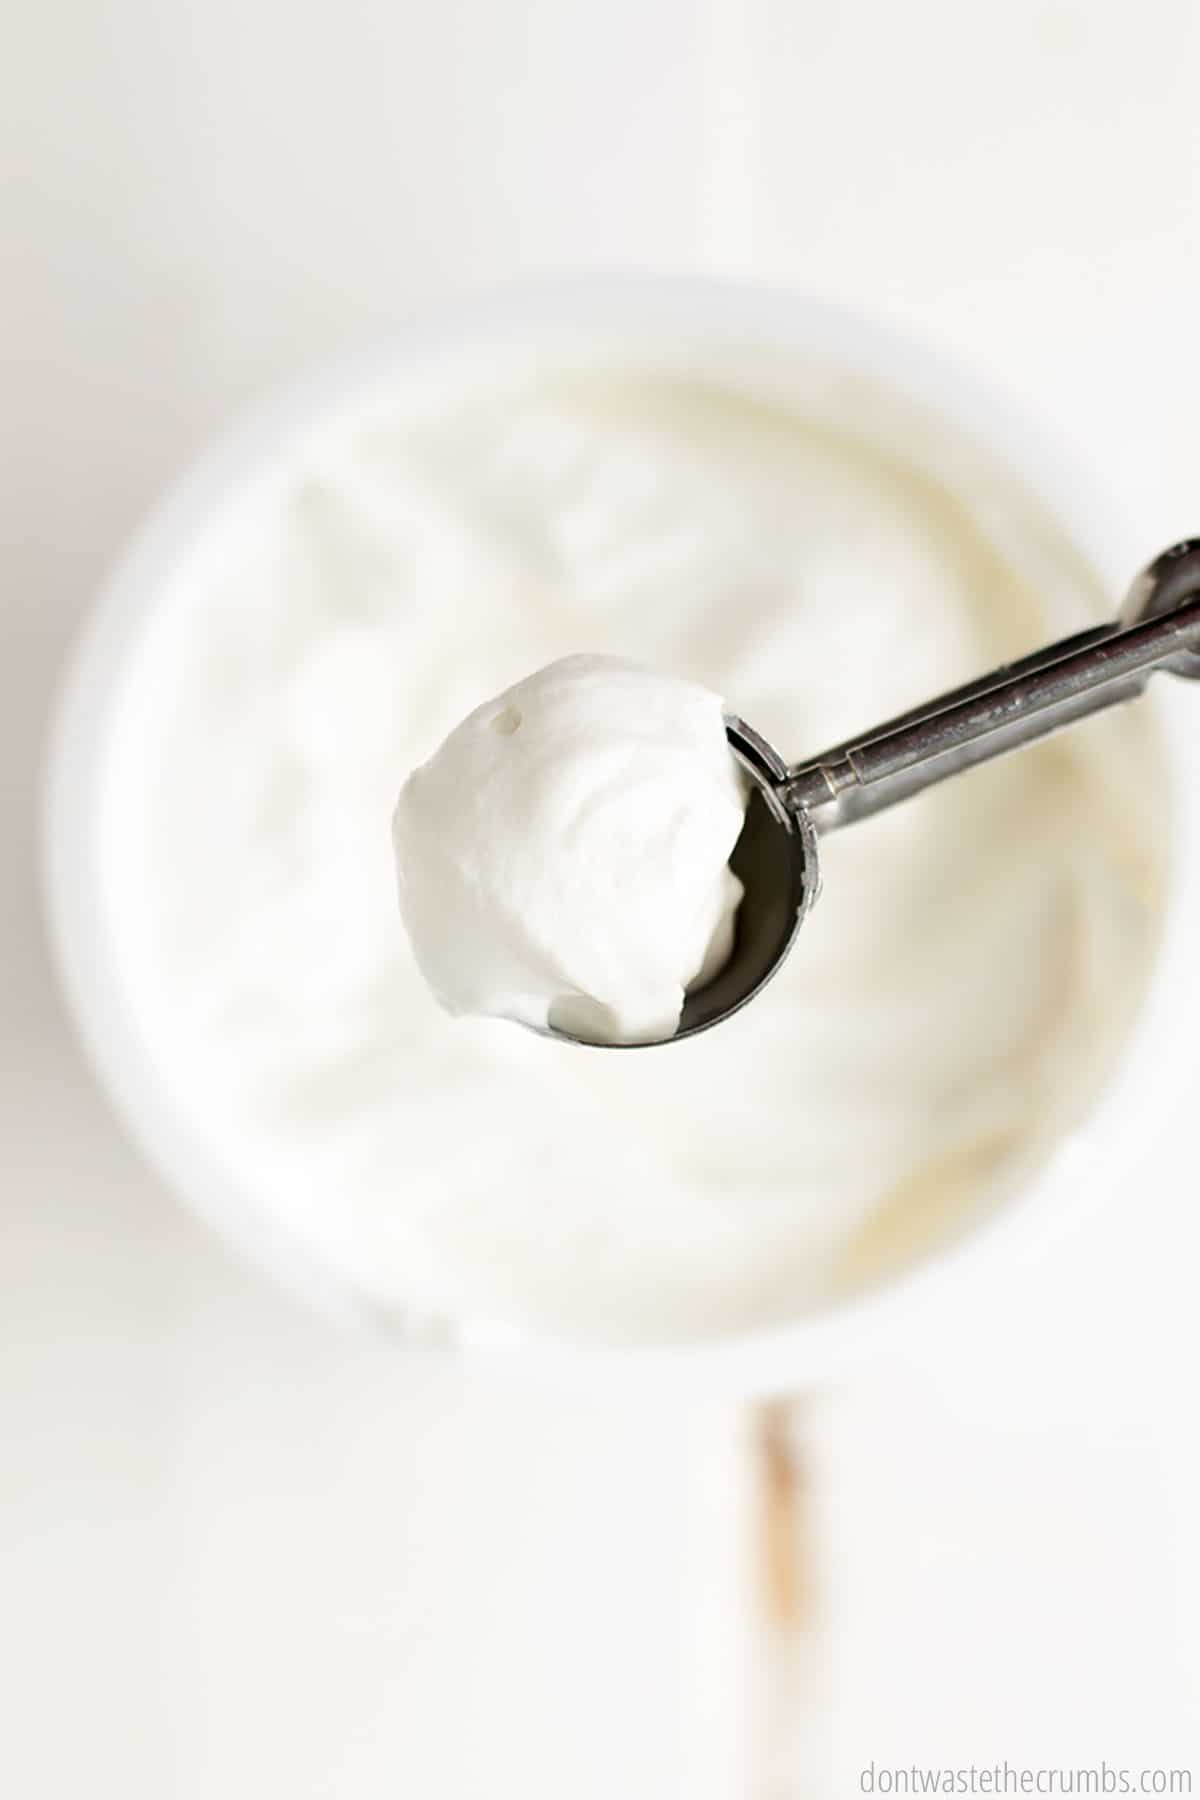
[{"xmin": 392, "ymin": 653, "xmax": 747, "ymax": 1045}]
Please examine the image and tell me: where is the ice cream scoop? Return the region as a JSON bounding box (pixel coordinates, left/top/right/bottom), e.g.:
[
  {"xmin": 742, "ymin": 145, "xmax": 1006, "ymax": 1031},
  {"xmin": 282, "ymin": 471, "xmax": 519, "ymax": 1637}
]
[{"xmin": 396, "ymin": 541, "xmax": 1198, "ymax": 1051}]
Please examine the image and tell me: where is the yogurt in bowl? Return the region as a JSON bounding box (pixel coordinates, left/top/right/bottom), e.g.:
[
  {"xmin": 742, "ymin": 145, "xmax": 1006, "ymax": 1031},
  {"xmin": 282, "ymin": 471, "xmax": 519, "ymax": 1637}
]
[{"xmin": 44, "ymin": 281, "xmax": 1181, "ymax": 1391}]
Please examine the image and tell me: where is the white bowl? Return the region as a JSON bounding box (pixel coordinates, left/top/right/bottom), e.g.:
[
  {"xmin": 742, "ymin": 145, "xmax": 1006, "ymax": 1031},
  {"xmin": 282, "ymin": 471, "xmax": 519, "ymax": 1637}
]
[{"xmin": 43, "ymin": 279, "xmax": 1199, "ymax": 1396}]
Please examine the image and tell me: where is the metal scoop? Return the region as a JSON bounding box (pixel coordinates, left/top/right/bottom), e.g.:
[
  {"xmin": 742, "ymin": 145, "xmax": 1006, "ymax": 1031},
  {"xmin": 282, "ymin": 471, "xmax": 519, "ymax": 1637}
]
[{"xmin": 581, "ymin": 538, "xmax": 1200, "ymax": 1049}]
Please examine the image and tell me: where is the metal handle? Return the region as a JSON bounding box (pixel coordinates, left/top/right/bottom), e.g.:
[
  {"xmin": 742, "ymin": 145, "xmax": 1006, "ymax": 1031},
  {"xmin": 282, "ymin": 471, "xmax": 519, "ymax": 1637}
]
[{"xmin": 785, "ymin": 539, "xmax": 1200, "ymax": 832}]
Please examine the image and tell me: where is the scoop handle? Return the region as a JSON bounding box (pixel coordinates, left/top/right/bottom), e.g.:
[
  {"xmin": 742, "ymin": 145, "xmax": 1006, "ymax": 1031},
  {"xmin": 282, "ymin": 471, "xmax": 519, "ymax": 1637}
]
[{"xmin": 785, "ymin": 538, "xmax": 1200, "ymax": 831}]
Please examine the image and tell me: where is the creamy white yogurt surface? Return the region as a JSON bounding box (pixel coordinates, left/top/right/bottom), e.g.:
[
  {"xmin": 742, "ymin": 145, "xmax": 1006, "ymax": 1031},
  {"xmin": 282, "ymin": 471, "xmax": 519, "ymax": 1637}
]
[
  {"xmin": 96, "ymin": 350, "xmax": 1165, "ymax": 1343},
  {"xmin": 393, "ymin": 653, "xmax": 746, "ymax": 1045}
]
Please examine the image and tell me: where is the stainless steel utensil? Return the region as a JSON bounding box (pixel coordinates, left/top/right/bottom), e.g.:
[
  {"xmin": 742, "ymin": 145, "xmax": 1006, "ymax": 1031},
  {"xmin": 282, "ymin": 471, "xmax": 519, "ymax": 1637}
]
[{"xmin": 571, "ymin": 538, "xmax": 1200, "ymax": 1048}]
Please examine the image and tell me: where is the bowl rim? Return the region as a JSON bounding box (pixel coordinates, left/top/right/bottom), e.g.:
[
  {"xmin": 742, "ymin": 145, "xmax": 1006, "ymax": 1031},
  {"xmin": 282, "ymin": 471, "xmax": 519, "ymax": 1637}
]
[{"xmin": 41, "ymin": 275, "xmax": 1198, "ymax": 1395}]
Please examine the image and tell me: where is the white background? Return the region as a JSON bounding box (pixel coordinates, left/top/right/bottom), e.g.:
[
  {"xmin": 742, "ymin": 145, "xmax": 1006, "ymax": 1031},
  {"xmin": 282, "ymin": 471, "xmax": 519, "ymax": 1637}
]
[{"xmin": 4, "ymin": 1, "xmax": 1200, "ymax": 1794}]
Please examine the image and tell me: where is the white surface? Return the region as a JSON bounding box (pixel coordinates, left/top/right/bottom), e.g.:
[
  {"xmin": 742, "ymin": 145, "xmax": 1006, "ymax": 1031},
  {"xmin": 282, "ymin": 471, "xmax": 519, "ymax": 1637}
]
[{"xmin": 4, "ymin": 1, "xmax": 1200, "ymax": 1795}]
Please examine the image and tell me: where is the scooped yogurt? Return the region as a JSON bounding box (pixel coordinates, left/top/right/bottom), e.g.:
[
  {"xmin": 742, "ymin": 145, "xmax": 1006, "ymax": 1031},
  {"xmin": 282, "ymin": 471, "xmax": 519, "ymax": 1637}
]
[
  {"xmin": 392, "ymin": 653, "xmax": 746, "ymax": 1045},
  {"xmin": 93, "ymin": 346, "xmax": 1166, "ymax": 1344}
]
